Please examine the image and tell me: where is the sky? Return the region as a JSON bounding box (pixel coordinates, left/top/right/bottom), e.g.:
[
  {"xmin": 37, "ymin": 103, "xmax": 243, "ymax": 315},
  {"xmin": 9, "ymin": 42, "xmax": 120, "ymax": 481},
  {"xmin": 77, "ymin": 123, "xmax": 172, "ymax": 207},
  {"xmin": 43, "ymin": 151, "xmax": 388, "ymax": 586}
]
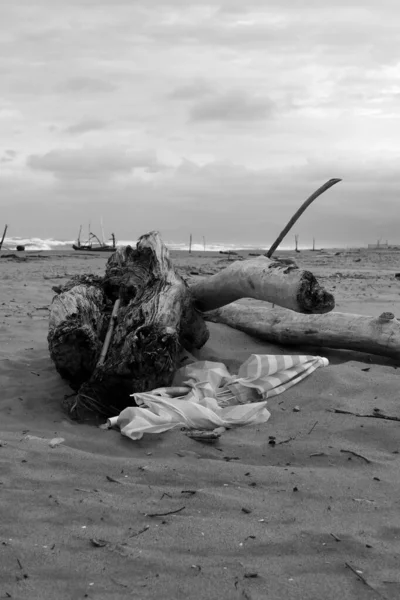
[{"xmin": 1, "ymin": 0, "xmax": 400, "ymax": 247}]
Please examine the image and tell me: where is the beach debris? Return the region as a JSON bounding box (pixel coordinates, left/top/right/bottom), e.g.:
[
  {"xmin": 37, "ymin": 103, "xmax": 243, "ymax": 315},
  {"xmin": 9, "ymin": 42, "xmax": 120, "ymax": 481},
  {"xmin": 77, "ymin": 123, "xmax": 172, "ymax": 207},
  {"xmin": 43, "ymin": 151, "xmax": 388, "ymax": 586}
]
[
  {"xmin": 128, "ymin": 525, "xmax": 150, "ymax": 538},
  {"xmin": 293, "ymin": 406, "xmax": 300, "ymax": 412},
  {"xmin": 277, "ymin": 437, "xmax": 295, "ymax": 445},
  {"xmin": 90, "ymin": 538, "xmax": 108, "ymax": 548},
  {"xmin": 186, "ymin": 427, "xmax": 225, "ymax": 443},
  {"xmin": 241, "ymin": 507, "xmax": 252, "ymax": 514},
  {"xmin": 330, "ymin": 533, "xmax": 341, "ymax": 542},
  {"xmin": 308, "ymin": 421, "xmax": 318, "ymax": 434},
  {"xmin": 265, "ymin": 179, "xmax": 342, "ymax": 259},
  {"xmin": 47, "ymin": 230, "xmax": 335, "ymax": 420},
  {"xmin": 191, "ymin": 255, "xmax": 335, "ymax": 314},
  {"xmin": 145, "ymin": 506, "xmax": 186, "ymax": 518},
  {"xmin": 106, "ymin": 475, "xmax": 122, "ymax": 484},
  {"xmin": 340, "ymin": 449, "xmax": 371, "ymax": 464},
  {"xmin": 244, "ymin": 572, "xmax": 259, "ymax": 579},
  {"xmin": 345, "ymin": 562, "xmax": 386, "ymax": 598},
  {"xmin": 49, "ymin": 232, "xmax": 209, "ymax": 418},
  {"xmin": 49, "ymin": 437, "xmax": 65, "ymax": 448},
  {"xmin": 206, "ymin": 304, "xmax": 400, "ymax": 361},
  {"xmin": 331, "ymin": 408, "xmax": 400, "ymax": 422},
  {"xmin": 0, "ymin": 223, "xmax": 8, "ymax": 251},
  {"xmin": 96, "ymin": 298, "xmax": 120, "ymax": 368}
]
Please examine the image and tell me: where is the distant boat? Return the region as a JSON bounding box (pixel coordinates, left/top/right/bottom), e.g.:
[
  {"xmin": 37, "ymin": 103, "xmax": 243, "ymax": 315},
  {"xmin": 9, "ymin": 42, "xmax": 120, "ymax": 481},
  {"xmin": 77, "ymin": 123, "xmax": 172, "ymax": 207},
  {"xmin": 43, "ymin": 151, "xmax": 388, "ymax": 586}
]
[{"xmin": 72, "ymin": 225, "xmax": 117, "ymax": 252}]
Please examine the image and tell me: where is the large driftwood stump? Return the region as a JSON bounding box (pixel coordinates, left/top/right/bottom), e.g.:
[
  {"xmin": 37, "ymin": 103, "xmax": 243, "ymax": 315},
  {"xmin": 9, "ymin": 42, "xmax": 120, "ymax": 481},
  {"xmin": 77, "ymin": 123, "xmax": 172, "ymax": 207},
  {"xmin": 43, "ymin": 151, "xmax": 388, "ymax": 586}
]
[
  {"xmin": 48, "ymin": 231, "xmax": 336, "ymax": 420},
  {"xmin": 190, "ymin": 256, "xmax": 335, "ymax": 314},
  {"xmin": 48, "ymin": 232, "xmax": 209, "ymax": 418},
  {"xmin": 206, "ymin": 304, "xmax": 400, "ymax": 361}
]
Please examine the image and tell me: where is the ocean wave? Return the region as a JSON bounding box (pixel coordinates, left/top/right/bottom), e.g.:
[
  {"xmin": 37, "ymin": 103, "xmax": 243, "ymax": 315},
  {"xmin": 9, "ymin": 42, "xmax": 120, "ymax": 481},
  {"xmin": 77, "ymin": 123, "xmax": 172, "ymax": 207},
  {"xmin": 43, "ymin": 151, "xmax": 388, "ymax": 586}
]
[
  {"xmin": 2, "ymin": 236, "xmax": 309, "ymax": 253},
  {"xmin": 3, "ymin": 237, "xmax": 74, "ymax": 251}
]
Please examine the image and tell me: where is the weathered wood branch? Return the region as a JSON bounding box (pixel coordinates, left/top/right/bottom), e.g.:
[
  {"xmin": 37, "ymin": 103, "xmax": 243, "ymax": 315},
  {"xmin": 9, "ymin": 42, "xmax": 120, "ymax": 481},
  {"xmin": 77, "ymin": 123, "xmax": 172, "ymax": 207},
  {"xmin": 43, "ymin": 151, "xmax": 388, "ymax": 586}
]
[
  {"xmin": 266, "ymin": 179, "xmax": 342, "ymax": 258},
  {"xmin": 206, "ymin": 304, "xmax": 400, "ymax": 360},
  {"xmin": 48, "ymin": 232, "xmax": 209, "ymax": 418},
  {"xmin": 190, "ymin": 256, "xmax": 335, "ymax": 314}
]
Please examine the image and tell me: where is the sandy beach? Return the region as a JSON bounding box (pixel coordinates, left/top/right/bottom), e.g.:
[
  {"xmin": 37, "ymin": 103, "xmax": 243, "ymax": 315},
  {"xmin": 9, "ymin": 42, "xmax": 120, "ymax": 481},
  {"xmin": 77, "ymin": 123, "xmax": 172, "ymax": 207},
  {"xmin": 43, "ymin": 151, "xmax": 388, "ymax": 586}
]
[{"xmin": 1, "ymin": 247, "xmax": 400, "ymax": 600}]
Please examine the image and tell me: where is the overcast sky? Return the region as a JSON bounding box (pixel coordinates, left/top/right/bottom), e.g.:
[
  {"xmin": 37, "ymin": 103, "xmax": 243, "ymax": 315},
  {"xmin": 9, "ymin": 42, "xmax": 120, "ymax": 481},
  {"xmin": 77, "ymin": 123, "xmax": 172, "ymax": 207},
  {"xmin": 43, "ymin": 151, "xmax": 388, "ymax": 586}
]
[{"xmin": 1, "ymin": 0, "xmax": 400, "ymax": 247}]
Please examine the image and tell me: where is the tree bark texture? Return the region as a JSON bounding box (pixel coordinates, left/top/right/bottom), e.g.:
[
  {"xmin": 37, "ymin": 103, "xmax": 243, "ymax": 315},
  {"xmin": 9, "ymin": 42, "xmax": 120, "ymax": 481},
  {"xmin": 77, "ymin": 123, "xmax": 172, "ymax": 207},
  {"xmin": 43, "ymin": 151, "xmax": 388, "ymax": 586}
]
[
  {"xmin": 190, "ymin": 256, "xmax": 335, "ymax": 314},
  {"xmin": 206, "ymin": 303, "xmax": 400, "ymax": 361},
  {"xmin": 48, "ymin": 232, "xmax": 209, "ymax": 418}
]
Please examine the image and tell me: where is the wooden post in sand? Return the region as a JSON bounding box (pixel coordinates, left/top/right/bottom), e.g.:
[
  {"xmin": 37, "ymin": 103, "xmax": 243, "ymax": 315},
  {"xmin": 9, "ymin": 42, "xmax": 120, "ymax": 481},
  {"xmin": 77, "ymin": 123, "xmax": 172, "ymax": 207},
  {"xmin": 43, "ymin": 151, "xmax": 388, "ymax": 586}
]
[
  {"xmin": 295, "ymin": 234, "xmax": 300, "ymax": 252},
  {"xmin": 189, "ymin": 233, "xmax": 192, "ymax": 254},
  {"xmin": 0, "ymin": 224, "xmax": 8, "ymax": 250},
  {"xmin": 203, "ymin": 236, "xmax": 206, "ymax": 252}
]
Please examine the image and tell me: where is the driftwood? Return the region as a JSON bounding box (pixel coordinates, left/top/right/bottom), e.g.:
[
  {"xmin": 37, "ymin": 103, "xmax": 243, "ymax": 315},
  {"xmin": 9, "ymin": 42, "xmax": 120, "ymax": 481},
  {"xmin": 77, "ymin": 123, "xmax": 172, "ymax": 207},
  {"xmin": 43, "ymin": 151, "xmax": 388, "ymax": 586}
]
[
  {"xmin": 266, "ymin": 179, "xmax": 342, "ymax": 258},
  {"xmin": 48, "ymin": 232, "xmax": 209, "ymax": 417},
  {"xmin": 0, "ymin": 224, "xmax": 8, "ymax": 251},
  {"xmin": 190, "ymin": 256, "xmax": 335, "ymax": 314},
  {"xmin": 48, "ymin": 231, "xmax": 335, "ymax": 419},
  {"xmin": 206, "ymin": 304, "xmax": 400, "ymax": 361}
]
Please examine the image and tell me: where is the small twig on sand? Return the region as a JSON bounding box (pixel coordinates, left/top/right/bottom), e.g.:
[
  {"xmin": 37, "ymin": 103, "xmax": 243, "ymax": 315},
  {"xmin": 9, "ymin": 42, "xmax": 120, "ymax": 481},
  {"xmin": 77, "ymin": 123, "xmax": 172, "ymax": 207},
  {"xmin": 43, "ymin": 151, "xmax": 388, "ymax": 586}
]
[
  {"xmin": 146, "ymin": 506, "xmax": 186, "ymax": 518},
  {"xmin": 340, "ymin": 449, "xmax": 371, "ymax": 464},
  {"xmin": 331, "ymin": 408, "xmax": 400, "ymax": 422},
  {"xmin": 345, "ymin": 562, "xmax": 386, "ymax": 598},
  {"xmin": 106, "ymin": 475, "xmax": 122, "ymax": 483},
  {"xmin": 308, "ymin": 420, "xmax": 318, "ymax": 435},
  {"xmin": 330, "ymin": 533, "xmax": 341, "ymax": 542},
  {"xmin": 276, "ymin": 437, "xmax": 295, "ymax": 445},
  {"xmin": 128, "ymin": 525, "xmax": 150, "ymax": 538},
  {"xmin": 266, "ymin": 178, "xmax": 342, "ymax": 258}
]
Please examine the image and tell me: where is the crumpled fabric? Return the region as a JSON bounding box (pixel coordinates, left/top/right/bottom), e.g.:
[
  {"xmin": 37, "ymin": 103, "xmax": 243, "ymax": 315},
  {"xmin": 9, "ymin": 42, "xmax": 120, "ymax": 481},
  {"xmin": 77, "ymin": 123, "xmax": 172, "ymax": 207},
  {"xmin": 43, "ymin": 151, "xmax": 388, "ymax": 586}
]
[{"xmin": 107, "ymin": 354, "xmax": 329, "ymax": 440}]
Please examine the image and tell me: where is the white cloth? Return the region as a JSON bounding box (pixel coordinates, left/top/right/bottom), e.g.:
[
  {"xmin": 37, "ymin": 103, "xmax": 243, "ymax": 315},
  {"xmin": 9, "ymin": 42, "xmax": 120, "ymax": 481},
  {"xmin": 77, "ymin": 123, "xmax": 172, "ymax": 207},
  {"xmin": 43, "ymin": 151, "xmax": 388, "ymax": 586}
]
[{"xmin": 107, "ymin": 354, "xmax": 328, "ymax": 441}]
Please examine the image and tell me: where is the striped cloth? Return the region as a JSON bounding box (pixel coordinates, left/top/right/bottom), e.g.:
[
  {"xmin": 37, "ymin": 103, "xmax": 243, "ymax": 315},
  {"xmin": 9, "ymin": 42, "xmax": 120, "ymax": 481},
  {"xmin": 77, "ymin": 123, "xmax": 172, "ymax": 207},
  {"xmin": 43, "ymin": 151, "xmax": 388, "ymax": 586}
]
[
  {"xmin": 172, "ymin": 354, "xmax": 329, "ymax": 407},
  {"xmin": 107, "ymin": 354, "xmax": 328, "ymax": 440}
]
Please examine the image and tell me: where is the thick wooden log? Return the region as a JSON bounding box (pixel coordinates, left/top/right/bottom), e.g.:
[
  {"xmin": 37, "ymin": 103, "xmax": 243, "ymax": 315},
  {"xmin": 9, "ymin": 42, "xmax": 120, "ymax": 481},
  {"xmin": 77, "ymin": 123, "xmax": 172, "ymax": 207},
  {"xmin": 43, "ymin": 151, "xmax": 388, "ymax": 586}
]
[
  {"xmin": 48, "ymin": 232, "xmax": 209, "ymax": 418},
  {"xmin": 190, "ymin": 256, "xmax": 335, "ymax": 314},
  {"xmin": 206, "ymin": 304, "xmax": 400, "ymax": 361},
  {"xmin": 48, "ymin": 284, "xmax": 107, "ymax": 387}
]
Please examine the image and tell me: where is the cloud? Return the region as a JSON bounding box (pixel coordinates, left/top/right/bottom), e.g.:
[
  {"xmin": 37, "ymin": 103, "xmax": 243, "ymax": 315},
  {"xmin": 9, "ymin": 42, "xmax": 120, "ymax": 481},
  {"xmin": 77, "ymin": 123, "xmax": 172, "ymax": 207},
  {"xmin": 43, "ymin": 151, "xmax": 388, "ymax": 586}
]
[
  {"xmin": 64, "ymin": 119, "xmax": 108, "ymax": 135},
  {"xmin": 168, "ymin": 80, "xmax": 214, "ymax": 100},
  {"xmin": 0, "ymin": 108, "xmax": 23, "ymax": 120},
  {"xmin": 55, "ymin": 77, "xmax": 117, "ymax": 94},
  {"xmin": 27, "ymin": 147, "xmax": 167, "ymax": 179},
  {"xmin": 190, "ymin": 90, "xmax": 275, "ymax": 122}
]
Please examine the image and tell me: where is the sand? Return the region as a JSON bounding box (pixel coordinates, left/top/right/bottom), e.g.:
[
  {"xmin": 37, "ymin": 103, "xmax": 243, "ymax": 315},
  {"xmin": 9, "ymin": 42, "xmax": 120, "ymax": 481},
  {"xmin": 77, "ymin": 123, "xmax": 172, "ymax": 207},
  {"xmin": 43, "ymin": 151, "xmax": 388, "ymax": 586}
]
[{"xmin": 1, "ymin": 247, "xmax": 400, "ymax": 600}]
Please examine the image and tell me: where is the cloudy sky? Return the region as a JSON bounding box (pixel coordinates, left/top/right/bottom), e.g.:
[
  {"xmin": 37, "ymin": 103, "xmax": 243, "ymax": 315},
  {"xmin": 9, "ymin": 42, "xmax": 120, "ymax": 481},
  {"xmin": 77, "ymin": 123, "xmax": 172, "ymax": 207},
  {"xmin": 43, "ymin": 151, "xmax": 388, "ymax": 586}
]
[{"xmin": 1, "ymin": 0, "xmax": 400, "ymax": 247}]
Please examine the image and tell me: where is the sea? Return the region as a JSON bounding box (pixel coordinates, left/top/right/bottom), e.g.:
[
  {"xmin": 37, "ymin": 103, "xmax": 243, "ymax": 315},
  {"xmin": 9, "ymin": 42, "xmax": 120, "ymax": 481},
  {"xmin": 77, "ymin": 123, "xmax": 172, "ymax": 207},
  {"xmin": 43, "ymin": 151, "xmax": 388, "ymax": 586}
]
[{"xmin": 1, "ymin": 236, "xmax": 310, "ymax": 253}]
